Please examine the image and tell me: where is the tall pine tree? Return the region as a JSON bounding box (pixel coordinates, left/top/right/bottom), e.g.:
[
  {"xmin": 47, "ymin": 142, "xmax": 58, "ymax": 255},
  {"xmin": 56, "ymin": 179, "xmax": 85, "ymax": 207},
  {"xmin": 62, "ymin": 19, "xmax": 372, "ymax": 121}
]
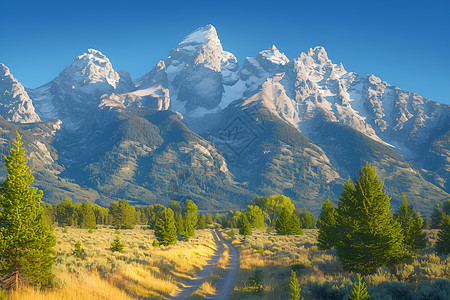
[
  {"xmin": 0, "ymin": 132, "xmax": 56, "ymax": 290},
  {"xmin": 436, "ymin": 214, "xmax": 450, "ymax": 255},
  {"xmin": 78, "ymin": 201, "xmax": 96, "ymax": 229},
  {"xmin": 393, "ymin": 194, "xmax": 427, "ymax": 253},
  {"xmin": 154, "ymin": 207, "xmax": 177, "ymax": 246},
  {"xmin": 335, "ymin": 164, "xmax": 409, "ymax": 273},
  {"xmin": 317, "ymin": 199, "xmax": 337, "ymax": 250}
]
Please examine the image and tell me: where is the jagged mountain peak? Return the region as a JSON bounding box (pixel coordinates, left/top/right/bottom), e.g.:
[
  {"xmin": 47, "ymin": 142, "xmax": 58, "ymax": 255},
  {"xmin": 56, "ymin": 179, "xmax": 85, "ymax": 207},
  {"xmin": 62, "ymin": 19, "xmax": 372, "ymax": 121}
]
[
  {"xmin": 0, "ymin": 63, "xmax": 41, "ymax": 123},
  {"xmin": 257, "ymin": 45, "xmax": 290, "ymax": 66},
  {"xmin": 57, "ymin": 48, "xmax": 123, "ymax": 89},
  {"xmin": 179, "ymin": 24, "xmax": 219, "ymax": 46},
  {"xmin": 0, "ymin": 63, "xmax": 9, "ymax": 74},
  {"xmin": 307, "ymin": 46, "xmax": 330, "ymax": 63}
]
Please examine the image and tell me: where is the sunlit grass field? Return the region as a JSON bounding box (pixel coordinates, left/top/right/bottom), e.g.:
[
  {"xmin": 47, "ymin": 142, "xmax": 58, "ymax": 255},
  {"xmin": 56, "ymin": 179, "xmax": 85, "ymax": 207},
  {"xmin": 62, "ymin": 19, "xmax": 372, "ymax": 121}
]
[
  {"xmin": 226, "ymin": 228, "xmax": 450, "ymax": 299},
  {"xmin": 8, "ymin": 226, "xmax": 217, "ymax": 300}
]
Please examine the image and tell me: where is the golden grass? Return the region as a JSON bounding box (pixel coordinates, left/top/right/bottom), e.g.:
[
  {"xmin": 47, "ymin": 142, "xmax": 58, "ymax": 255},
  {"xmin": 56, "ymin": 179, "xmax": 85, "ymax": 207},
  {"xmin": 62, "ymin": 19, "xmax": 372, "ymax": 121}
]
[
  {"xmin": 9, "ymin": 226, "xmax": 217, "ymax": 300},
  {"xmin": 225, "ymin": 228, "xmax": 450, "ymax": 300}
]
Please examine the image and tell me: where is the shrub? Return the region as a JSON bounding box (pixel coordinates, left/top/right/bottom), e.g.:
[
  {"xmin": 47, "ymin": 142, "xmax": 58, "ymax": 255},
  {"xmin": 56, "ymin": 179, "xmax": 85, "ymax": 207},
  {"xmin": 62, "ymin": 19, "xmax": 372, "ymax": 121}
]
[
  {"xmin": 226, "ymin": 229, "xmax": 235, "ymax": 238},
  {"xmin": 111, "ymin": 236, "xmax": 125, "ymax": 253},
  {"xmin": 291, "ymin": 262, "xmax": 309, "ymax": 272},
  {"xmin": 152, "ymin": 240, "xmax": 159, "ymax": 248},
  {"xmin": 72, "ymin": 241, "xmax": 86, "ymax": 259},
  {"xmin": 247, "ymin": 269, "xmax": 264, "ymax": 295}
]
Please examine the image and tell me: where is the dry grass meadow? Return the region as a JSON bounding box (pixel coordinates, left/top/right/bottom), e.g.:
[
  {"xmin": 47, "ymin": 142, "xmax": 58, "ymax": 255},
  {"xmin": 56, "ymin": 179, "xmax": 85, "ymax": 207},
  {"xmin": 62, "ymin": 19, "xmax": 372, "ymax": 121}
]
[
  {"xmin": 8, "ymin": 226, "xmax": 217, "ymax": 300},
  {"xmin": 224, "ymin": 228, "xmax": 450, "ymax": 300}
]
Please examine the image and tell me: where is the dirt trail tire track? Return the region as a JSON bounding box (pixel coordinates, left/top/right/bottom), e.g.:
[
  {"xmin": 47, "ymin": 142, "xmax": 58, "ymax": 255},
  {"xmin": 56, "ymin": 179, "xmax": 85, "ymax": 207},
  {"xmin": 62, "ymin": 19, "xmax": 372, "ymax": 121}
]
[{"xmin": 169, "ymin": 230, "xmax": 239, "ymax": 300}]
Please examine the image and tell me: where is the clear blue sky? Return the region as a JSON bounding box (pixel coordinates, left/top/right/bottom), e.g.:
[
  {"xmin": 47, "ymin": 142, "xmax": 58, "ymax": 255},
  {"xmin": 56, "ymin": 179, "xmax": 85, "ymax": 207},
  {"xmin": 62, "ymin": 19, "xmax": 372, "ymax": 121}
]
[{"xmin": 1, "ymin": 0, "xmax": 449, "ymax": 104}]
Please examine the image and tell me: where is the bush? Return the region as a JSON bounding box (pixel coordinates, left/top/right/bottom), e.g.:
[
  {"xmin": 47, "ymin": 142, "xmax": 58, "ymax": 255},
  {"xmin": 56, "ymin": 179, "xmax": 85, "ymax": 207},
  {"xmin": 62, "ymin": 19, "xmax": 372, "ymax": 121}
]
[
  {"xmin": 247, "ymin": 269, "xmax": 264, "ymax": 295},
  {"xmin": 291, "ymin": 262, "xmax": 309, "ymax": 272},
  {"xmin": 226, "ymin": 229, "xmax": 235, "ymax": 238},
  {"xmin": 0, "ymin": 290, "xmax": 6, "ymax": 300},
  {"xmin": 152, "ymin": 240, "xmax": 159, "ymax": 248},
  {"xmin": 111, "ymin": 236, "xmax": 125, "ymax": 253},
  {"xmin": 72, "ymin": 241, "xmax": 86, "ymax": 259}
]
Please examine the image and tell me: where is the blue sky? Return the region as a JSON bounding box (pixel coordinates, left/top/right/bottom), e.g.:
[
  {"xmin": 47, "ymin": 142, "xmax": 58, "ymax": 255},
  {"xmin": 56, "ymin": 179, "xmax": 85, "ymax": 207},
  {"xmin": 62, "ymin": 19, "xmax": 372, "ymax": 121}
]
[{"xmin": 1, "ymin": 0, "xmax": 449, "ymax": 104}]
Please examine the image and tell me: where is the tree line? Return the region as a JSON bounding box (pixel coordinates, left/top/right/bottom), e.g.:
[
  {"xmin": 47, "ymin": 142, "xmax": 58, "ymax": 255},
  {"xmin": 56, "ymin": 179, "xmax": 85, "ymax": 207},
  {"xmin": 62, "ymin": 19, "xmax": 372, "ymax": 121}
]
[{"xmin": 316, "ymin": 163, "xmax": 450, "ymax": 273}]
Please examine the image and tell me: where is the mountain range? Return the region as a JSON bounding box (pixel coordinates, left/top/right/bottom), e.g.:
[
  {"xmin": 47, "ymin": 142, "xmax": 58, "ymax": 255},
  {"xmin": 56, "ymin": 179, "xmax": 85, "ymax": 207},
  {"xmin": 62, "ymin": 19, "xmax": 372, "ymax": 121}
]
[{"xmin": 0, "ymin": 24, "xmax": 448, "ymax": 215}]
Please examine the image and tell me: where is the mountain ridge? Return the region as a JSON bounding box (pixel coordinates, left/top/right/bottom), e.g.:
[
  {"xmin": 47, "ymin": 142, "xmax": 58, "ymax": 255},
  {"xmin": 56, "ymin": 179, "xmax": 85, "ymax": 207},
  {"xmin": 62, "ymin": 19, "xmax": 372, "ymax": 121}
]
[{"xmin": 0, "ymin": 24, "xmax": 448, "ymax": 215}]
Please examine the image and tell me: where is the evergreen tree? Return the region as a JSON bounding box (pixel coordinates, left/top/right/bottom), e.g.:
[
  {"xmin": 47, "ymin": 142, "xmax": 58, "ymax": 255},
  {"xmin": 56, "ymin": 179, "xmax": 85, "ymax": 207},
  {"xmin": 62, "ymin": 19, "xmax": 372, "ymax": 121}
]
[
  {"xmin": 301, "ymin": 207, "xmax": 313, "ymax": 229},
  {"xmin": 289, "ymin": 270, "xmax": 303, "ymax": 300},
  {"xmin": 275, "ymin": 206, "xmax": 293, "ymax": 235},
  {"xmin": 349, "ymin": 273, "xmax": 370, "ymax": 300},
  {"xmin": 57, "ymin": 198, "xmax": 76, "ymax": 227},
  {"xmin": 182, "ymin": 200, "xmax": 197, "ymax": 239},
  {"xmin": 175, "ymin": 214, "xmax": 185, "ymax": 235},
  {"xmin": 206, "ymin": 213, "xmax": 214, "ymax": 225},
  {"xmin": 196, "ymin": 213, "xmax": 206, "ymax": 229},
  {"xmin": 239, "ymin": 214, "xmax": 252, "ymax": 237},
  {"xmin": 78, "ymin": 201, "xmax": 96, "ymax": 229},
  {"xmin": 393, "ymin": 195, "xmax": 427, "ymax": 253},
  {"xmin": 42, "ymin": 203, "xmax": 55, "ymax": 225},
  {"xmin": 275, "ymin": 206, "xmax": 302, "ymax": 235},
  {"xmin": 111, "ymin": 199, "xmax": 136, "ymax": 229},
  {"xmin": 169, "ymin": 200, "xmax": 182, "ymax": 216},
  {"xmin": 154, "ymin": 208, "xmax": 177, "ymax": 246},
  {"xmin": 436, "ymin": 214, "xmax": 450, "ymax": 255},
  {"xmin": 72, "ymin": 241, "xmax": 86, "ymax": 259},
  {"xmin": 335, "ymin": 164, "xmax": 409, "ymax": 273},
  {"xmin": 430, "ymin": 204, "xmax": 445, "ymax": 229},
  {"xmin": 317, "ymin": 199, "xmax": 337, "ymax": 250},
  {"xmin": 289, "ymin": 213, "xmax": 303, "ymax": 236},
  {"xmin": 0, "ymin": 132, "xmax": 56, "ymax": 290},
  {"xmin": 110, "ymin": 236, "xmax": 124, "ymax": 253},
  {"xmin": 442, "ymin": 199, "xmax": 450, "ymax": 216}
]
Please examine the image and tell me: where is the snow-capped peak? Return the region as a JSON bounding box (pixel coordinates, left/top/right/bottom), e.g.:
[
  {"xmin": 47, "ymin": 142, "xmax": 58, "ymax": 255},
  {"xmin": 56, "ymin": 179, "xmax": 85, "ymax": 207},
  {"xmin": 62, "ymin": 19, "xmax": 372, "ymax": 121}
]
[
  {"xmin": 307, "ymin": 46, "xmax": 330, "ymax": 63},
  {"xmin": 75, "ymin": 48, "xmax": 109, "ymax": 64},
  {"xmin": 258, "ymin": 45, "xmax": 290, "ymax": 65},
  {"xmin": 58, "ymin": 48, "xmax": 121, "ymax": 89},
  {"xmin": 179, "ymin": 24, "xmax": 219, "ymax": 46}
]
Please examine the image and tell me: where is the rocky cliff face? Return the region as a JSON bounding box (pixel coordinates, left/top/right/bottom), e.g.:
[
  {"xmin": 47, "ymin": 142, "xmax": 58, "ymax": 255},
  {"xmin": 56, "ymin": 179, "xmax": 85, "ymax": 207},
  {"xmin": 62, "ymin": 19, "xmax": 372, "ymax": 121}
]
[
  {"xmin": 0, "ymin": 64, "xmax": 41, "ymax": 123},
  {"xmin": 28, "ymin": 49, "xmax": 134, "ymax": 130}
]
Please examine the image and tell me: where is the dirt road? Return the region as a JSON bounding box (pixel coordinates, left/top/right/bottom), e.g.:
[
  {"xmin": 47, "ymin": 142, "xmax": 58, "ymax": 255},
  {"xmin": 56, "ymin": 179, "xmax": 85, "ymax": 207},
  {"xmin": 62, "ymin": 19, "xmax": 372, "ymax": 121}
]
[{"xmin": 169, "ymin": 230, "xmax": 239, "ymax": 300}]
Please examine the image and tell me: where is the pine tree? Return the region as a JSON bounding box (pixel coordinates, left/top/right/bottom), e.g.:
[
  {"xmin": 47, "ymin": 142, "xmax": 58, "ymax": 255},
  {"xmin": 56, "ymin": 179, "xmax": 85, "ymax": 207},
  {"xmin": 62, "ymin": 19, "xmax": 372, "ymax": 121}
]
[
  {"xmin": 0, "ymin": 132, "xmax": 56, "ymax": 290},
  {"xmin": 154, "ymin": 208, "xmax": 177, "ymax": 246},
  {"xmin": 182, "ymin": 200, "xmax": 197, "ymax": 239},
  {"xmin": 317, "ymin": 199, "xmax": 337, "ymax": 250},
  {"xmin": 301, "ymin": 208, "xmax": 314, "ymax": 229},
  {"xmin": 442, "ymin": 199, "xmax": 450, "ymax": 216},
  {"xmin": 196, "ymin": 213, "xmax": 206, "ymax": 229},
  {"xmin": 57, "ymin": 198, "xmax": 76, "ymax": 227},
  {"xmin": 430, "ymin": 204, "xmax": 445, "ymax": 229},
  {"xmin": 110, "ymin": 236, "xmax": 124, "ymax": 252},
  {"xmin": 72, "ymin": 241, "xmax": 86, "ymax": 259},
  {"xmin": 110, "ymin": 199, "xmax": 136, "ymax": 229},
  {"xmin": 349, "ymin": 273, "xmax": 370, "ymax": 300},
  {"xmin": 275, "ymin": 206, "xmax": 293, "ymax": 235},
  {"xmin": 394, "ymin": 194, "xmax": 427, "ymax": 253},
  {"xmin": 239, "ymin": 214, "xmax": 252, "ymax": 237},
  {"xmin": 289, "ymin": 270, "xmax": 303, "ymax": 300},
  {"xmin": 78, "ymin": 201, "xmax": 96, "ymax": 229},
  {"xmin": 436, "ymin": 214, "xmax": 450, "ymax": 255},
  {"xmin": 289, "ymin": 213, "xmax": 303, "ymax": 236},
  {"xmin": 335, "ymin": 164, "xmax": 409, "ymax": 273}
]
